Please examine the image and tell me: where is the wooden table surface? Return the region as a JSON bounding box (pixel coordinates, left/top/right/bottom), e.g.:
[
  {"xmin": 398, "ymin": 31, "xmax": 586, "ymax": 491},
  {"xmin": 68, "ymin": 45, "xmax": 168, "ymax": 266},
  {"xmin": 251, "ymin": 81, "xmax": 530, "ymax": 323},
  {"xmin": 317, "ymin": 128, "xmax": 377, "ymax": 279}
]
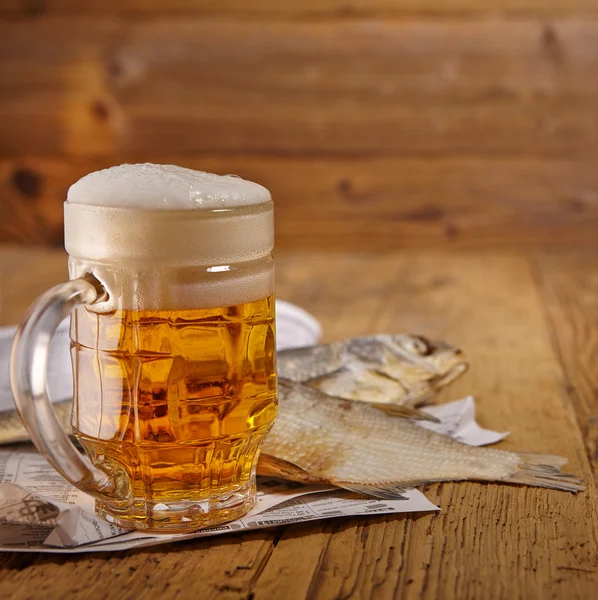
[{"xmin": 0, "ymin": 245, "xmax": 597, "ymax": 599}]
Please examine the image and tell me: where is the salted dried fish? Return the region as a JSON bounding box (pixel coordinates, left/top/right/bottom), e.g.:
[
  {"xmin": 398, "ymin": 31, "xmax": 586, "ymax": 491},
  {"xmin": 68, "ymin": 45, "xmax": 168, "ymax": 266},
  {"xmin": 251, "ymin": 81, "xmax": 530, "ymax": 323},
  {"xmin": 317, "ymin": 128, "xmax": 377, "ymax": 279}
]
[
  {"xmin": 278, "ymin": 334, "xmax": 468, "ymax": 420},
  {"xmin": 257, "ymin": 380, "xmax": 583, "ymax": 496}
]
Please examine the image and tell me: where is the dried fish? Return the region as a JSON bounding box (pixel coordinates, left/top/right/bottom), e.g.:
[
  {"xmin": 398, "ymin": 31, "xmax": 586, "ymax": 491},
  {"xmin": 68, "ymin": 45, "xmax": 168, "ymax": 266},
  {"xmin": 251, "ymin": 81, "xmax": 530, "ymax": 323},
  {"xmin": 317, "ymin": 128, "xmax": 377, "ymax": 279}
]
[
  {"xmin": 258, "ymin": 380, "xmax": 583, "ymax": 496},
  {"xmin": 278, "ymin": 334, "xmax": 468, "ymax": 420}
]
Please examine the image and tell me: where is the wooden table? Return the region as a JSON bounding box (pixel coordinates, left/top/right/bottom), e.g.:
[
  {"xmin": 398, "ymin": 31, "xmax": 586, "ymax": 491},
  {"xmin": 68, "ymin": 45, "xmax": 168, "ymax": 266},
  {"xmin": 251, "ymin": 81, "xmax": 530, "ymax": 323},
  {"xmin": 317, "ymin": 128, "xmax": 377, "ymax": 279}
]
[{"xmin": 0, "ymin": 246, "xmax": 597, "ymax": 599}]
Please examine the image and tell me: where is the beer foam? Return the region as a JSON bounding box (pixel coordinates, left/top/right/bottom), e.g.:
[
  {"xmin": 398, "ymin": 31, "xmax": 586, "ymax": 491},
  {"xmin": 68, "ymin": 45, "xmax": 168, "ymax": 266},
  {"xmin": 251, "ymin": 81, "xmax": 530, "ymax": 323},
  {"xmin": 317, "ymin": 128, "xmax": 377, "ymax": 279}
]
[
  {"xmin": 64, "ymin": 164, "xmax": 274, "ymax": 312},
  {"xmin": 67, "ymin": 163, "xmax": 271, "ymax": 209}
]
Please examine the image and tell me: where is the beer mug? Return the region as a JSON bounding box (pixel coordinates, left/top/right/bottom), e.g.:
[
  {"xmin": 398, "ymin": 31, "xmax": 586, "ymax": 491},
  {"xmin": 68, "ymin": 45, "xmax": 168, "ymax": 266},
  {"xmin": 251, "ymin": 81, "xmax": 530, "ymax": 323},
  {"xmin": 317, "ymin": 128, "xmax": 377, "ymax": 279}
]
[{"xmin": 10, "ymin": 164, "xmax": 277, "ymax": 532}]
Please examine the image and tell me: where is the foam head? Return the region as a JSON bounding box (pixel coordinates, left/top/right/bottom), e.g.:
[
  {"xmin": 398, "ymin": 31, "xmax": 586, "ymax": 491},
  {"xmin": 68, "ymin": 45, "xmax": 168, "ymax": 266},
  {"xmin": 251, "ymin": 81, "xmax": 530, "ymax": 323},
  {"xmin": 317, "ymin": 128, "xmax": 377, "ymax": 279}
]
[
  {"xmin": 64, "ymin": 163, "xmax": 273, "ymax": 263},
  {"xmin": 67, "ymin": 163, "xmax": 271, "ymax": 209},
  {"xmin": 64, "ymin": 164, "xmax": 274, "ymax": 311}
]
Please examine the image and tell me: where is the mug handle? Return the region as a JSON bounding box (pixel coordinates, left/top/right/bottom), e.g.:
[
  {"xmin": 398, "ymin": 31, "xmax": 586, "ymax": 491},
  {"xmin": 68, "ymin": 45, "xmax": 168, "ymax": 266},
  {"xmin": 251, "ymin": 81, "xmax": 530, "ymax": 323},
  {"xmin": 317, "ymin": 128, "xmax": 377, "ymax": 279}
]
[{"xmin": 10, "ymin": 275, "xmax": 126, "ymax": 502}]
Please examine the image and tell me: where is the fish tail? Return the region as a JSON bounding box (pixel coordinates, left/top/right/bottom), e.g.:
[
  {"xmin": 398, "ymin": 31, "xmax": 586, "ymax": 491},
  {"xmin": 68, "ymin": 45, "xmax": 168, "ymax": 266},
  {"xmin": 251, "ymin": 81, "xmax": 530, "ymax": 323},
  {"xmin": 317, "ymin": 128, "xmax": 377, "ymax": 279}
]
[{"xmin": 506, "ymin": 453, "xmax": 585, "ymax": 492}]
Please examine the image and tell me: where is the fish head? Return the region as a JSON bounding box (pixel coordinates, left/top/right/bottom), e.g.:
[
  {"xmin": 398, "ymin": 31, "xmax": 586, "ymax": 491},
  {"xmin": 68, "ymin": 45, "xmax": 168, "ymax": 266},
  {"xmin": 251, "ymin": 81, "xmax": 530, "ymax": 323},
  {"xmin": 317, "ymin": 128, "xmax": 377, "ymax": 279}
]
[{"xmin": 311, "ymin": 334, "xmax": 468, "ymax": 408}]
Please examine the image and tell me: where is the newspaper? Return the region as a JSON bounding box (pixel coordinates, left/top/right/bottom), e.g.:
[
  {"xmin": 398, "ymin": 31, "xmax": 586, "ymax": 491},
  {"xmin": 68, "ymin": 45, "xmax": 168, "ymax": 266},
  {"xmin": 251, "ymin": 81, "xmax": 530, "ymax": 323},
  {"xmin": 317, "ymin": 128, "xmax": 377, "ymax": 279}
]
[{"xmin": 0, "ymin": 396, "xmax": 506, "ymax": 553}]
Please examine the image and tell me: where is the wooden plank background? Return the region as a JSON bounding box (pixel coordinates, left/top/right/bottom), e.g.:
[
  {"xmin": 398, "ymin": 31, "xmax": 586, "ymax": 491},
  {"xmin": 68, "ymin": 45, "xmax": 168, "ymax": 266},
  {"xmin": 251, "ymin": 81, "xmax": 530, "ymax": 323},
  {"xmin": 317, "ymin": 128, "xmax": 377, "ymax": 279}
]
[{"xmin": 0, "ymin": 3, "xmax": 597, "ymax": 250}]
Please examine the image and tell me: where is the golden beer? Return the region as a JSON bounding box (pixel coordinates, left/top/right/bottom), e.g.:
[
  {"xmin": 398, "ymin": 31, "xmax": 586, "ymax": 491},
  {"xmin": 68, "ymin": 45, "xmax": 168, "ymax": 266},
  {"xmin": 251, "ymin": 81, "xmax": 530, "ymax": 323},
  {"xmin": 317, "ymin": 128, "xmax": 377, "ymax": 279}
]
[{"xmin": 72, "ymin": 298, "xmax": 276, "ymax": 529}]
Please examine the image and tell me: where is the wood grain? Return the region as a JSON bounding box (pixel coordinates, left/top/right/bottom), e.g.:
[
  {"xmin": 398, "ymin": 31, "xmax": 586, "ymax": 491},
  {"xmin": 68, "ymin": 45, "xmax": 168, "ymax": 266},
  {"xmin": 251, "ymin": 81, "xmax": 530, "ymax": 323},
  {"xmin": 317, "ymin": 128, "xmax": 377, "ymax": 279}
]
[
  {"xmin": 2, "ymin": 1, "xmax": 598, "ymax": 16},
  {"xmin": 2, "ymin": 156, "xmax": 598, "ymax": 250},
  {"xmin": 1, "ymin": 18, "xmax": 598, "ymax": 156},
  {"xmin": 531, "ymin": 252, "xmax": 598, "ymax": 478},
  {"xmin": 0, "ymin": 247, "xmax": 67, "ymax": 326},
  {"xmin": 0, "ymin": 247, "xmax": 596, "ymax": 599}
]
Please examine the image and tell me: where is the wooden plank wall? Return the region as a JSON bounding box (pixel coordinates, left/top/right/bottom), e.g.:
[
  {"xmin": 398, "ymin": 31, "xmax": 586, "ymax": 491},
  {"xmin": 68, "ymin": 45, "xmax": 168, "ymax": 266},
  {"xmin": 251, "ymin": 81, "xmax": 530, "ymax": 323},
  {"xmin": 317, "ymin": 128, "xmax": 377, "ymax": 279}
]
[{"xmin": 0, "ymin": 1, "xmax": 597, "ymax": 250}]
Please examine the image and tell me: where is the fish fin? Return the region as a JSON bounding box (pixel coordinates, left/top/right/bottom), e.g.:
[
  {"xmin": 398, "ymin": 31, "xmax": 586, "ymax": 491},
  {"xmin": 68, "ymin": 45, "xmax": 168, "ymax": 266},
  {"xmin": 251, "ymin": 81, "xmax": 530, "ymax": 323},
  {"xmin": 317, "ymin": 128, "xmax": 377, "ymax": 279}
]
[
  {"xmin": 257, "ymin": 454, "xmax": 321, "ymax": 485},
  {"xmin": 506, "ymin": 453, "xmax": 585, "ymax": 493},
  {"xmin": 368, "ymin": 402, "xmax": 441, "ymax": 423},
  {"xmin": 335, "ymin": 482, "xmax": 410, "ymax": 500}
]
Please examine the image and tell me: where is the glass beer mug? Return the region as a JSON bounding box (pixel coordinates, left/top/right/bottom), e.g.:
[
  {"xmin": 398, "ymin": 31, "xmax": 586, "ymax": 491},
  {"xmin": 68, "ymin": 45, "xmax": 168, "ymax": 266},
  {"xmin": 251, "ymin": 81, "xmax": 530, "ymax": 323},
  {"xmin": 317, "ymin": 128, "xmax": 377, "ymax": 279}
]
[{"xmin": 10, "ymin": 165, "xmax": 277, "ymax": 531}]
